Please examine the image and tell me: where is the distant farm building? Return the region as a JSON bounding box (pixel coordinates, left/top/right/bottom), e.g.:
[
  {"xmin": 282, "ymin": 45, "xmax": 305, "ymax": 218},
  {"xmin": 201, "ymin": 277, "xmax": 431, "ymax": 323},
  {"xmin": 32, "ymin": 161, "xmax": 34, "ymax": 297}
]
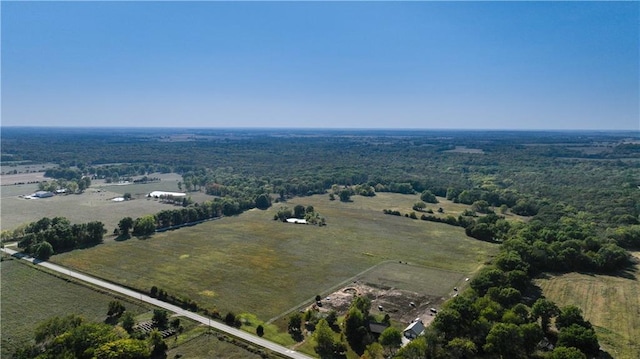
[
  {"xmin": 286, "ymin": 218, "xmax": 308, "ymax": 224},
  {"xmin": 403, "ymin": 319, "xmax": 425, "ymax": 340},
  {"xmin": 148, "ymin": 191, "xmax": 186, "ymax": 198},
  {"xmin": 34, "ymin": 191, "xmax": 54, "ymax": 198}
]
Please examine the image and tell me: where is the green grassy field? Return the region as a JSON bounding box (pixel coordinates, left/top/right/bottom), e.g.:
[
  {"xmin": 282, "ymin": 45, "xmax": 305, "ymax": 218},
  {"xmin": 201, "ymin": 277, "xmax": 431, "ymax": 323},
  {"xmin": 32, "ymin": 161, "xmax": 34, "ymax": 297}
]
[
  {"xmin": 359, "ymin": 261, "xmax": 466, "ymax": 296},
  {"xmin": 52, "ymin": 193, "xmax": 497, "ymax": 322},
  {"xmin": 535, "ymin": 254, "xmax": 640, "ymax": 359},
  {"xmin": 0, "ymin": 257, "xmax": 149, "ymax": 357},
  {"xmin": 166, "ymin": 330, "xmax": 266, "ymax": 359}
]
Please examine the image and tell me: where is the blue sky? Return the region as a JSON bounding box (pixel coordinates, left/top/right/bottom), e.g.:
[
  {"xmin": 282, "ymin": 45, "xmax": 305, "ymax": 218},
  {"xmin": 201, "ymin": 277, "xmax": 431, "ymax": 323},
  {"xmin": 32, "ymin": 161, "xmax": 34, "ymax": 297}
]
[{"xmin": 2, "ymin": 1, "xmax": 638, "ymax": 130}]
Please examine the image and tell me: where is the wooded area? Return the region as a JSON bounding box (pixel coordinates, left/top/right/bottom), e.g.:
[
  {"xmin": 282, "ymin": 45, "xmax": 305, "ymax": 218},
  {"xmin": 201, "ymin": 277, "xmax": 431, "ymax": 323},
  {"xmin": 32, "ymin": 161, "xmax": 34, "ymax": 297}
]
[{"xmin": 2, "ymin": 127, "xmax": 639, "ymax": 358}]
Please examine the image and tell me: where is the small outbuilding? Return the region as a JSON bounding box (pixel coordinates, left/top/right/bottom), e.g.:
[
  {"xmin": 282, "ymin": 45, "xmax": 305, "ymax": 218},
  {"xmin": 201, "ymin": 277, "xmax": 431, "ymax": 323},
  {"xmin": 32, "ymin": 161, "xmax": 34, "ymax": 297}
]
[
  {"xmin": 403, "ymin": 319, "xmax": 425, "ymax": 340},
  {"xmin": 286, "ymin": 218, "xmax": 308, "ymax": 224},
  {"xmin": 34, "ymin": 191, "xmax": 54, "ymax": 198},
  {"xmin": 369, "ymin": 322, "xmax": 390, "ymax": 337}
]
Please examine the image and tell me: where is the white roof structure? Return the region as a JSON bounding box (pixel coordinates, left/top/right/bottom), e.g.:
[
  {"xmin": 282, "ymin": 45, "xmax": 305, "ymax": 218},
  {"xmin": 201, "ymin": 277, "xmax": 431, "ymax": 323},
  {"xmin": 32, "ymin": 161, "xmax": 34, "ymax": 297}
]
[
  {"xmin": 286, "ymin": 218, "xmax": 308, "ymax": 224},
  {"xmin": 149, "ymin": 191, "xmax": 186, "ymax": 198}
]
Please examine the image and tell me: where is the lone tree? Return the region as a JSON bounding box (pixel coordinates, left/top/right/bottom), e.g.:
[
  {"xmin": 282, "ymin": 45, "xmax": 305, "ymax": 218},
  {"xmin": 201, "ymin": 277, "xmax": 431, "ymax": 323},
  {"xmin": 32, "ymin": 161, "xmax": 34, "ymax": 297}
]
[
  {"xmin": 255, "ymin": 193, "xmax": 272, "ymax": 210},
  {"xmin": 339, "ymin": 189, "xmax": 352, "ymax": 202},
  {"xmin": 118, "ymin": 217, "xmax": 134, "ymax": 236},
  {"xmin": 152, "ymin": 309, "xmax": 169, "ymax": 330},
  {"xmin": 420, "ymin": 190, "xmax": 438, "ymax": 203},
  {"xmin": 107, "ymin": 300, "xmax": 125, "ymax": 317}
]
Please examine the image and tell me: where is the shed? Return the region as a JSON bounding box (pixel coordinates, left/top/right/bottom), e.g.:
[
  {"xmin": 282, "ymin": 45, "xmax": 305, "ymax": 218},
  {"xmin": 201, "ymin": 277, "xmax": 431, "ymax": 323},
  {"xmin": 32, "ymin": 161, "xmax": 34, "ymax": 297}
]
[
  {"xmin": 34, "ymin": 191, "xmax": 54, "ymax": 198},
  {"xmin": 403, "ymin": 319, "xmax": 425, "ymax": 339}
]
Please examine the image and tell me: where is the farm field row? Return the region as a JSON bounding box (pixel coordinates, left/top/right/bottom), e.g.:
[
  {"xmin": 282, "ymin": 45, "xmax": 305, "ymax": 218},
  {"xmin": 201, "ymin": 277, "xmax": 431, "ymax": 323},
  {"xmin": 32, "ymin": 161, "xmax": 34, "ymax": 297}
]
[
  {"xmin": 52, "ymin": 193, "xmax": 498, "ymax": 323},
  {"xmin": 535, "ymin": 254, "xmax": 640, "ymax": 359},
  {"xmin": 0, "ymin": 257, "xmax": 149, "ymax": 357}
]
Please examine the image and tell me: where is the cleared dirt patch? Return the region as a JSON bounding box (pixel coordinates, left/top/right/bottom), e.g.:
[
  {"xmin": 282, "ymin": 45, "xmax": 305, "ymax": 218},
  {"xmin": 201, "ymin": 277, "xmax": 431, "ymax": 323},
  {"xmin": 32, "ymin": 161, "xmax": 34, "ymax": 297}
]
[{"xmin": 312, "ymin": 262, "xmax": 465, "ymax": 326}]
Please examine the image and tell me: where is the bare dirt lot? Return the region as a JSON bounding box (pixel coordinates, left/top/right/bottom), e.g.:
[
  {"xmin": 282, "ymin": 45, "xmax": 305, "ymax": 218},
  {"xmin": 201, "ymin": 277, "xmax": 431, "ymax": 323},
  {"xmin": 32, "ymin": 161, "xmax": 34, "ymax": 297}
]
[
  {"xmin": 314, "ymin": 282, "xmax": 444, "ymax": 327},
  {"xmin": 306, "ymin": 262, "xmax": 466, "ymax": 327}
]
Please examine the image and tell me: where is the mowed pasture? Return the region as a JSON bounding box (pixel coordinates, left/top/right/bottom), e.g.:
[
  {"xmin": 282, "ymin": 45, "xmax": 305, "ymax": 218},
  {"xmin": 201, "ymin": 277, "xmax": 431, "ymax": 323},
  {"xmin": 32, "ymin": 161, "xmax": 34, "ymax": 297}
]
[
  {"xmin": 358, "ymin": 261, "xmax": 466, "ymax": 297},
  {"xmin": 0, "ymin": 173, "xmax": 212, "ymax": 231},
  {"xmin": 52, "ymin": 193, "xmax": 497, "ymax": 322},
  {"xmin": 0, "ymin": 257, "xmax": 149, "ymax": 357},
  {"xmin": 535, "ymin": 255, "xmax": 640, "ymax": 359}
]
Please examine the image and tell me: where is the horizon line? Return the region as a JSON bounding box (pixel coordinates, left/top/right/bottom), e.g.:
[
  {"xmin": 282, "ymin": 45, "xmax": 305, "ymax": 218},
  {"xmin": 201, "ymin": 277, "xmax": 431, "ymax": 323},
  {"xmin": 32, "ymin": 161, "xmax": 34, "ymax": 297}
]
[{"xmin": 1, "ymin": 125, "xmax": 639, "ymax": 133}]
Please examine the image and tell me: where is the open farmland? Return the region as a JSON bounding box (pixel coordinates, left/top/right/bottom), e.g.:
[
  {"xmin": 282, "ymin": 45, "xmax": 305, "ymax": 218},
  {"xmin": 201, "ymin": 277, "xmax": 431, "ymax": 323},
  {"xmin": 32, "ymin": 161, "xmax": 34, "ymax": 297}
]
[
  {"xmin": 0, "ymin": 173, "xmax": 212, "ymax": 231},
  {"xmin": 52, "ymin": 193, "xmax": 497, "ymax": 322},
  {"xmin": 535, "ymin": 254, "xmax": 640, "ymax": 359},
  {"xmin": 0, "ymin": 257, "xmax": 149, "ymax": 357}
]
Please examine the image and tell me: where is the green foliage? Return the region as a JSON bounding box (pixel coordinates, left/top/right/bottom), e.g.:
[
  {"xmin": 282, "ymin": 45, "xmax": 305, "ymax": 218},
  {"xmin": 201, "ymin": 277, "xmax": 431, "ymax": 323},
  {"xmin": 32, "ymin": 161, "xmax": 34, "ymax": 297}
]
[
  {"xmin": 355, "ymin": 184, "xmax": 376, "ymax": 197},
  {"xmin": 121, "ymin": 312, "xmax": 135, "ymax": 334},
  {"xmin": 531, "ymin": 298, "xmax": 560, "ymax": 333},
  {"xmin": 151, "ymin": 309, "xmax": 169, "ymax": 330},
  {"xmin": 256, "ymin": 324, "xmax": 264, "ymax": 337},
  {"xmin": 362, "ymin": 342, "xmax": 384, "ymax": 359},
  {"xmin": 446, "ymin": 337, "xmax": 477, "ymax": 359},
  {"xmin": 33, "ymin": 241, "xmax": 54, "ymax": 260},
  {"xmin": 608, "ymin": 225, "xmax": 640, "ymax": 248},
  {"xmin": 133, "ymin": 215, "xmax": 156, "ymax": 237},
  {"xmin": 339, "ymin": 189, "xmax": 352, "ymax": 202},
  {"xmin": 395, "ymin": 336, "xmax": 427, "ymax": 358},
  {"xmin": 294, "ymin": 204, "xmax": 306, "ymax": 219},
  {"xmin": 16, "ymin": 217, "xmax": 105, "ymax": 258},
  {"xmin": 483, "ymin": 323, "xmax": 523, "ymax": 358},
  {"xmin": 118, "ymin": 217, "xmax": 134, "ymax": 236},
  {"xmin": 314, "ymin": 319, "xmax": 336, "ymax": 358},
  {"xmin": 471, "ymin": 200, "xmax": 492, "ymax": 214},
  {"xmin": 288, "ymin": 313, "xmax": 303, "ymax": 341},
  {"xmin": 556, "ymin": 305, "xmax": 592, "ymax": 330},
  {"xmin": 107, "ymin": 300, "xmax": 125, "ymax": 317},
  {"xmin": 224, "ymin": 312, "xmax": 236, "ymax": 326},
  {"xmin": 344, "ymin": 306, "xmax": 371, "ymax": 355},
  {"xmin": 254, "ymin": 193, "xmax": 272, "ymax": 210},
  {"xmin": 557, "ymin": 324, "xmax": 600, "ymax": 356},
  {"xmin": 378, "ymin": 326, "xmax": 402, "ymax": 352},
  {"xmin": 94, "ymin": 338, "xmax": 151, "ymax": 359},
  {"xmin": 7, "ymin": 129, "xmax": 639, "ymax": 358},
  {"xmin": 420, "ymin": 190, "xmax": 438, "ymax": 203},
  {"xmin": 20, "ymin": 315, "xmax": 153, "ymax": 359}
]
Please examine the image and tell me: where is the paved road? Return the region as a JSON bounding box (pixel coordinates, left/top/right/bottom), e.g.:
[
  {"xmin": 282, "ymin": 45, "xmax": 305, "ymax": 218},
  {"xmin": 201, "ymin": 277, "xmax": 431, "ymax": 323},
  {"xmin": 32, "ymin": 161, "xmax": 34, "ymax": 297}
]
[{"xmin": 1, "ymin": 247, "xmax": 313, "ymax": 359}]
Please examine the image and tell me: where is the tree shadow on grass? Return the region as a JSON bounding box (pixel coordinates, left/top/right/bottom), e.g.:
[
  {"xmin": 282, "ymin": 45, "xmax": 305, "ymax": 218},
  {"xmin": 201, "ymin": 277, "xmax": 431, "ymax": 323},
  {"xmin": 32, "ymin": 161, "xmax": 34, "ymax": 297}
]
[{"xmin": 114, "ymin": 234, "xmax": 132, "ymax": 242}]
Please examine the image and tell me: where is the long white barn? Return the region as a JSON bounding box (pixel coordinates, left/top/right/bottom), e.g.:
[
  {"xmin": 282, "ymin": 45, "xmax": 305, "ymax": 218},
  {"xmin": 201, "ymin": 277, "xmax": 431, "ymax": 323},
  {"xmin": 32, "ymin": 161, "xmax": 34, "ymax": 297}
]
[{"xmin": 148, "ymin": 191, "xmax": 186, "ymax": 198}]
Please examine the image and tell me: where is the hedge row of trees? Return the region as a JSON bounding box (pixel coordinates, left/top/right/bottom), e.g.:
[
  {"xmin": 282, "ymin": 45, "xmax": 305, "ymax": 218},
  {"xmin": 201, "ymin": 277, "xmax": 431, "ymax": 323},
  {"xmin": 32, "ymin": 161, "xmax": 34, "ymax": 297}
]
[
  {"xmin": 149, "ymin": 286, "xmax": 200, "ymax": 312},
  {"xmin": 15, "ymin": 217, "xmax": 106, "ymax": 260}
]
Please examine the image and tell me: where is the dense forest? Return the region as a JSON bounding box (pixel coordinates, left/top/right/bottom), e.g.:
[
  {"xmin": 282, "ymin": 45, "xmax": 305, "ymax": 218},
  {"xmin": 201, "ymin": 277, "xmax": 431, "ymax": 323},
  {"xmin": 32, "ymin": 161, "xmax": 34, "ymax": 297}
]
[{"xmin": 2, "ymin": 127, "xmax": 639, "ymax": 358}]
